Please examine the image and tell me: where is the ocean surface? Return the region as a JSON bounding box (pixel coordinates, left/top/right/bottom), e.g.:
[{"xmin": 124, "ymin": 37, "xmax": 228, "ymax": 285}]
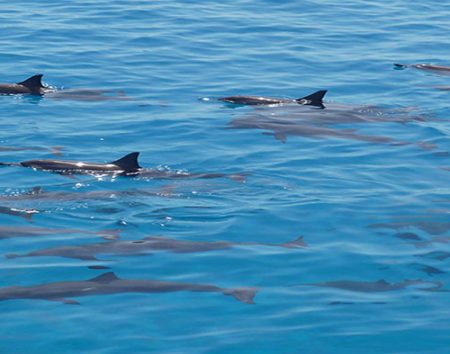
[{"xmin": 0, "ymin": 1, "xmax": 449, "ymax": 353}]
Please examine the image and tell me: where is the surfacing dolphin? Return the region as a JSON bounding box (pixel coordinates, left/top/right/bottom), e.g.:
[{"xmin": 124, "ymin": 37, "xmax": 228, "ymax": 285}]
[
  {"xmin": 0, "ymin": 152, "xmax": 245, "ymax": 180},
  {"xmin": 0, "ymin": 75, "xmax": 48, "ymax": 95},
  {"xmin": 0, "ymin": 272, "xmax": 257, "ymax": 304},
  {"xmin": 394, "ymin": 63, "xmax": 450, "ymax": 75},
  {"xmin": 305, "ymin": 279, "xmax": 443, "ymax": 292},
  {"xmin": 219, "ymin": 90, "xmax": 327, "ymax": 108},
  {"xmin": 0, "ymin": 74, "xmax": 128, "ymax": 101},
  {"xmin": 0, "ymin": 206, "xmax": 38, "ymax": 221},
  {"xmin": 6, "ymin": 235, "xmax": 307, "ymax": 261}
]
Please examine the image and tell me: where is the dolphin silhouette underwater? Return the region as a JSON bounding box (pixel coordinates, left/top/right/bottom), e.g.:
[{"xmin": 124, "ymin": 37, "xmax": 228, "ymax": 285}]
[
  {"xmin": 225, "ymin": 91, "xmax": 428, "ymax": 145},
  {"xmin": 0, "ymin": 145, "xmax": 63, "ymax": 156},
  {"xmin": 394, "ymin": 63, "xmax": 450, "ymax": 75},
  {"xmin": 305, "ymin": 279, "xmax": 443, "ymax": 292},
  {"xmin": 0, "ymin": 185, "xmax": 178, "ymax": 203},
  {"xmin": 219, "ymin": 90, "xmax": 327, "ymax": 107},
  {"xmin": 0, "ymin": 226, "xmax": 119, "ymax": 240},
  {"xmin": 0, "ymin": 272, "xmax": 257, "ymax": 304},
  {"xmin": 0, "ymin": 152, "xmax": 245, "ymax": 180},
  {"xmin": 6, "ymin": 235, "xmax": 307, "ymax": 261}
]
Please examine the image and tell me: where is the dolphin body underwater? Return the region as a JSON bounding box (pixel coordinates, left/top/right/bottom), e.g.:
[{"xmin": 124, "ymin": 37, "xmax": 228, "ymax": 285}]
[
  {"xmin": 223, "ymin": 89, "xmax": 429, "ymax": 145},
  {"xmin": 5, "ymin": 235, "xmax": 307, "ymax": 261},
  {"xmin": 394, "ymin": 63, "xmax": 450, "ymax": 74},
  {"xmin": 0, "ymin": 272, "xmax": 257, "ymax": 304},
  {"xmin": 0, "ymin": 152, "xmax": 245, "ymax": 180},
  {"xmin": 305, "ymin": 279, "xmax": 443, "ymax": 293}
]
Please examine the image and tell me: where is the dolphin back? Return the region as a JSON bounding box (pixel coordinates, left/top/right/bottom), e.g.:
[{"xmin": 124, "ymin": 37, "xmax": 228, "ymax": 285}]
[{"xmin": 17, "ymin": 74, "xmax": 45, "ymax": 94}]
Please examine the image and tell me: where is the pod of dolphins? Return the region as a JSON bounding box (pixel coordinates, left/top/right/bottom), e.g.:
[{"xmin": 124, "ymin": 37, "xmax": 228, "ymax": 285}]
[{"xmin": 0, "ymin": 63, "xmax": 448, "ymax": 305}]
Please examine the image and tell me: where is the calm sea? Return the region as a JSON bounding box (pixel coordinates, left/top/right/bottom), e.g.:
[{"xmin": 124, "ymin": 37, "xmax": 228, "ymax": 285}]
[{"xmin": 0, "ymin": 1, "xmax": 449, "ymax": 353}]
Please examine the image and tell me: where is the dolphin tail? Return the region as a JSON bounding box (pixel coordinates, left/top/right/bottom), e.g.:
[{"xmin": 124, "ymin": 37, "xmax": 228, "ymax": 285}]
[
  {"xmin": 296, "ymin": 90, "xmax": 327, "ymax": 108},
  {"xmin": 224, "ymin": 287, "xmax": 258, "ymax": 304},
  {"xmin": 393, "ymin": 63, "xmax": 408, "ymax": 69},
  {"xmin": 50, "ymin": 146, "xmax": 64, "ymax": 156},
  {"xmin": 227, "ymin": 173, "xmax": 249, "ymax": 183},
  {"xmin": 5, "ymin": 253, "xmax": 22, "ymax": 259},
  {"xmin": 17, "ymin": 74, "xmax": 45, "ymax": 94},
  {"xmin": 281, "ymin": 236, "xmax": 308, "ymax": 248}
]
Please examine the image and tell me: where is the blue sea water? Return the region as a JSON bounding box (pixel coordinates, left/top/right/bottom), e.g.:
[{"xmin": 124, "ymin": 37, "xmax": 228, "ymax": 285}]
[{"xmin": 0, "ymin": 1, "xmax": 449, "ymax": 353}]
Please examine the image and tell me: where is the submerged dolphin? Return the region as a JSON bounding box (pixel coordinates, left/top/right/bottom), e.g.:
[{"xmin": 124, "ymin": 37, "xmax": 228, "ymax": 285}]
[
  {"xmin": 394, "ymin": 63, "xmax": 450, "ymax": 74},
  {"xmin": 0, "ymin": 272, "xmax": 257, "ymax": 304},
  {"xmin": 0, "ymin": 226, "xmax": 119, "ymax": 240},
  {"xmin": 6, "ymin": 235, "xmax": 307, "ymax": 261},
  {"xmin": 0, "ymin": 75, "xmax": 48, "ymax": 95},
  {"xmin": 370, "ymin": 221, "xmax": 450, "ymax": 236},
  {"xmin": 306, "ymin": 279, "xmax": 443, "ymax": 292},
  {"xmin": 0, "ymin": 146, "xmax": 63, "ymax": 156},
  {"xmin": 231, "ymin": 117, "xmax": 399, "ymax": 144},
  {"xmin": 0, "ymin": 185, "xmax": 178, "ymax": 203},
  {"xmin": 227, "ymin": 93, "xmax": 427, "ymax": 145},
  {"xmin": 219, "ymin": 90, "xmax": 327, "ymax": 108},
  {"xmin": 45, "ymin": 89, "xmax": 130, "ymax": 102}
]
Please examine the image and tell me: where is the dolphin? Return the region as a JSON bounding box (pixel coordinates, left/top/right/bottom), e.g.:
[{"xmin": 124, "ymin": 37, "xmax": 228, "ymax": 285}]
[
  {"xmin": 0, "ymin": 206, "xmax": 38, "ymax": 221},
  {"xmin": 394, "ymin": 63, "xmax": 450, "ymax": 74},
  {"xmin": 0, "ymin": 146, "xmax": 63, "ymax": 156},
  {"xmin": 5, "ymin": 235, "xmax": 307, "ymax": 261},
  {"xmin": 0, "ymin": 185, "xmax": 179, "ymax": 203},
  {"xmin": 0, "ymin": 152, "xmax": 141, "ymax": 175},
  {"xmin": 305, "ymin": 279, "xmax": 443, "ymax": 292},
  {"xmin": 0, "ymin": 226, "xmax": 120, "ymax": 240},
  {"xmin": 0, "ymin": 272, "xmax": 257, "ymax": 304},
  {"xmin": 0, "ymin": 152, "xmax": 246, "ymax": 180},
  {"xmin": 417, "ymin": 251, "xmax": 450, "ymax": 261},
  {"xmin": 411, "ymin": 263, "xmax": 445, "ymax": 276},
  {"xmin": 44, "ymin": 89, "xmax": 131, "ymax": 102},
  {"xmin": 226, "ymin": 92, "xmax": 427, "ymax": 145},
  {"xmin": 0, "ymin": 74, "xmax": 129, "ymax": 101},
  {"xmin": 219, "ymin": 90, "xmax": 327, "ymax": 107},
  {"xmin": 0, "ymin": 74, "xmax": 48, "ymax": 95},
  {"xmin": 230, "ymin": 116, "xmax": 399, "ymax": 144},
  {"xmin": 369, "ymin": 221, "xmax": 450, "ymax": 236}
]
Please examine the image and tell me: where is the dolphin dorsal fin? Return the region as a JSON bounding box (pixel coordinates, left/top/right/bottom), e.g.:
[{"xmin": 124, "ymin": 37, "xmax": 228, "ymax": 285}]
[
  {"xmin": 110, "ymin": 152, "xmax": 141, "ymax": 171},
  {"xmin": 296, "ymin": 90, "xmax": 327, "ymax": 108},
  {"xmin": 89, "ymin": 272, "xmax": 119, "ymax": 283},
  {"xmin": 17, "ymin": 74, "xmax": 45, "ymax": 92}
]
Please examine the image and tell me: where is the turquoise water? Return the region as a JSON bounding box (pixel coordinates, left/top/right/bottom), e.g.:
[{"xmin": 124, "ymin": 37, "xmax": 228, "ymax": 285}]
[{"xmin": 0, "ymin": 1, "xmax": 449, "ymax": 353}]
